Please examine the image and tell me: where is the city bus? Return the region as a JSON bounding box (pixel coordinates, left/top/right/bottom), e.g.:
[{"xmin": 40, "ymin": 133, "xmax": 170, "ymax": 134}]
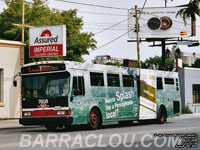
[{"xmin": 19, "ymin": 61, "xmax": 181, "ymax": 130}]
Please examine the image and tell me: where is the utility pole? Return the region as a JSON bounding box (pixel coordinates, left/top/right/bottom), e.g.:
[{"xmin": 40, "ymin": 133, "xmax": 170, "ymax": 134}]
[
  {"xmin": 12, "ymin": 0, "xmax": 33, "ymax": 65},
  {"xmin": 135, "ymin": 5, "xmax": 141, "ymax": 75},
  {"xmin": 12, "ymin": 0, "xmax": 33, "ymax": 43},
  {"xmin": 21, "ymin": 0, "xmax": 25, "ymax": 43}
]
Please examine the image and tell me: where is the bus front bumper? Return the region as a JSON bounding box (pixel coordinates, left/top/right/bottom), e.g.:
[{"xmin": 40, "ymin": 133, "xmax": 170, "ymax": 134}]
[{"xmin": 19, "ymin": 116, "xmax": 73, "ymax": 126}]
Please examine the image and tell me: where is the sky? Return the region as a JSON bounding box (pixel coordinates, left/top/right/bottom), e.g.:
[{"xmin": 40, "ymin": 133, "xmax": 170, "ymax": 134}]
[{"xmin": 0, "ymin": 0, "xmax": 200, "ymax": 63}]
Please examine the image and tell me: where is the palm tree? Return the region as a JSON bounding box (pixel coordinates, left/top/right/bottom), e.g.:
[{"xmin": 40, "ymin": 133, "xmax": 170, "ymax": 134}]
[
  {"xmin": 177, "ymin": 0, "xmax": 199, "ymax": 22},
  {"xmin": 176, "ymin": 0, "xmax": 200, "ymax": 36}
]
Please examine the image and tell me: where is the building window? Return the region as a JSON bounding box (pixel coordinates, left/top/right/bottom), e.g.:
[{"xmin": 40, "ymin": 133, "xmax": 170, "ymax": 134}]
[
  {"xmin": 0, "ymin": 69, "xmax": 2, "ymax": 104},
  {"xmin": 123, "ymin": 75, "xmax": 134, "ymax": 87},
  {"xmin": 193, "ymin": 84, "xmax": 200, "ymax": 104},
  {"xmin": 107, "ymin": 74, "xmax": 120, "ymax": 87},
  {"xmin": 90, "ymin": 72, "xmax": 104, "ymax": 86}
]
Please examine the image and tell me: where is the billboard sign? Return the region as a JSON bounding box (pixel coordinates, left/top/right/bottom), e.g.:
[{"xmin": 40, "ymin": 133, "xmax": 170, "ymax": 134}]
[
  {"xmin": 29, "ymin": 25, "xmax": 66, "ymax": 58},
  {"xmin": 128, "ymin": 7, "xmax": 192, "ymax": 39}
]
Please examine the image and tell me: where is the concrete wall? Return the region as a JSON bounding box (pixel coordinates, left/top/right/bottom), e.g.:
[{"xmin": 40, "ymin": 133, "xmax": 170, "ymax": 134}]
[{"xmin": 0, "ymin": 40, "xmax": 24, "ymax": 118}]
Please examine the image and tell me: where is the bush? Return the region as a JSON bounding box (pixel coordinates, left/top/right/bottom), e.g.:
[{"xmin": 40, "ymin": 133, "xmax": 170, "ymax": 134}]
[{"xmin": 182, "ymin": 106, "xmax": 193, "ymax": 114}]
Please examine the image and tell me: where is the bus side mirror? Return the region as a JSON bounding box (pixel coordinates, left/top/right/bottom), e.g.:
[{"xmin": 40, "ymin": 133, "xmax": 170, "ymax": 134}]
[
  {"xmin": 13, "ymin": 80, "xmax": 17, "ymax": 87},
  {"xmin": 70, "ymin": 96, "xmax": 74, "ymax": 102}
]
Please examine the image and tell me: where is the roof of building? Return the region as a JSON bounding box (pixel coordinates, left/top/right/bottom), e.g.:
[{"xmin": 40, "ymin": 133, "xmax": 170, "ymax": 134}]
[{"xmin": 0, "ymin": 39, "xmax": 25, "ymax": 46}]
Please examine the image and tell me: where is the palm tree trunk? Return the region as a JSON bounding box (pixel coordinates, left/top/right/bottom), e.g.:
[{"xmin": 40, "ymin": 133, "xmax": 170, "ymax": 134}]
[{"xmin": 192, "ymin": 18, "xmax": 196, "ymax": 36}]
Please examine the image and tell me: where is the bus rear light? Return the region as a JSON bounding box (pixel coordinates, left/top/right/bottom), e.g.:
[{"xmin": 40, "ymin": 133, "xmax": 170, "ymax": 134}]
[
  {"xmin": 66, "ymin": 110, "xmax": 71, "ymax": 115},
  {"xmin": 23, "ymin": 112, "xmax": 32, "ymax": 117},
  {"xmin": 57, "ymin": 110, "xmax": 66, "ymax": 116},
  {"xmin": 57, "ymin": 110, "xmax": 71, "ymax": 116}
]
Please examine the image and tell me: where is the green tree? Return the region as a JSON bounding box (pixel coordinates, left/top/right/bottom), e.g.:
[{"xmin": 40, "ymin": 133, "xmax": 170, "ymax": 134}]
[
  {"xmin": 192, "ymin": 59, "xmax": 200, "ymax": 68},
  {"xmin": 105, "ymin": 62, "xmax": 122, "ymax": 66},
  {"xmin": 0, "ymin": 0, "xmax": 97, "ymax": 63},
  {"xmin": 176, "ymin": 0, "xmax": 200, "ymax": 24}
]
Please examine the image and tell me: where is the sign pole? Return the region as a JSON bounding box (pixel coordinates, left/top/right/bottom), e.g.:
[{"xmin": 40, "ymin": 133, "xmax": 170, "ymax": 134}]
[{"xmin": 161, "ymin": 39, "xmax": 166, "ymax": 70}]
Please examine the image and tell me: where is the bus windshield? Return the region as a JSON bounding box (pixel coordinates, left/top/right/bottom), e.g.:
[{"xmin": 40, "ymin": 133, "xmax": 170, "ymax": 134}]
[{"xmin": 22, "ymin": 72, "xmax": 70, "ymax": 99}]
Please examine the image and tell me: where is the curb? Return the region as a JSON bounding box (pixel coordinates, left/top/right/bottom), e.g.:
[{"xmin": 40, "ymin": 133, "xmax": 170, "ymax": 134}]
[{"xmin": 0, "ymin": 126, "xmax": 41, "ymax": 130}]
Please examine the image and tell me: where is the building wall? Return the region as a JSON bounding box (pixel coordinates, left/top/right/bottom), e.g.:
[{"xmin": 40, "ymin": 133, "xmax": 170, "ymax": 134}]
[
  {"xmin": 0, "ymin": 40, "xmax": 24, "ymax": 118},
  {"xmin": 179, "ymin": 68, "xmax": 200, "ymax": 113}
]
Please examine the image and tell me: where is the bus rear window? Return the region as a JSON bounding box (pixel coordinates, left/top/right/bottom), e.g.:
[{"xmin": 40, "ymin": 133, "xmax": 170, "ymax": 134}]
[
  {"xmin": 164, "ymin": 78, "xmax": 174, "ymax": 85},
  {"xmin": 90, "ymin": 72, "xmax": 104, "ymax": 86},
  {"xmin": 107, "ymin": 74, "xmax": 120, "ymax": 87}
]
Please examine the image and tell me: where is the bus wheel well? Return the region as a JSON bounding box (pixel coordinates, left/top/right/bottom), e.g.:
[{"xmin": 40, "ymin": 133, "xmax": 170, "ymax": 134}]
[
  {"xmin": 88, "ymin": 106, "xmax": 102, "ymax": 129},
  {"xmin": 90, "ymin": 106, "xmax": 102, "ymax": 124},
  {"xmin": 159, "ymin": 105, "xmax": 167, "ymax": 117},
  {"xmin": 158, "ymin": 105, "xmax": 167, "ymax": 124}
]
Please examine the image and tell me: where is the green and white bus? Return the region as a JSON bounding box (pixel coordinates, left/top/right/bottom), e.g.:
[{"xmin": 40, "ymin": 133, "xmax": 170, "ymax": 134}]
[{"xmin": 19, "ymin": 61, "xmax": 181, "ymax": 130}]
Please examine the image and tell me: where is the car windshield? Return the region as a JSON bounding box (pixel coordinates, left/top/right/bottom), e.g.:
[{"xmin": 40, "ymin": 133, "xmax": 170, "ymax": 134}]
[{"xmin": 22, "ymin": 72, "xmax": 70, "ymax": 98}]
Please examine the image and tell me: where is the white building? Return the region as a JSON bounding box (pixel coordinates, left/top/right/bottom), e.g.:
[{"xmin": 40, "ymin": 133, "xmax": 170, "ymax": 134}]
[
  {"xmin": 92, "ymin": 55, "xmax": 123, "ymax": 65},
  {"xmin": 169, "ymin": 45, "xmax": 200, "ymax": 66},
  {"xmin": 0, "ymin": 40, "xmax": 24, "ymax": 118},
  {"xmin": 179, "ymin": 67, "xmax": 200, "ymax": 113}
]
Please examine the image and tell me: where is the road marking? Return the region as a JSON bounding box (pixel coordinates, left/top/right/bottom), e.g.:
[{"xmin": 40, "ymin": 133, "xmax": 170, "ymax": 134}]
[{"xmin": 0, "ymin": 126, "xmax": 199, "ymax": 147}]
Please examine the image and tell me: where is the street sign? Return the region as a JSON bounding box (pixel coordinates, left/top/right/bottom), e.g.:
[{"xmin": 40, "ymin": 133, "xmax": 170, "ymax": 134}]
[{"xmin": 177, "ymin": 41, "xmax": 193, "ymax": 46}]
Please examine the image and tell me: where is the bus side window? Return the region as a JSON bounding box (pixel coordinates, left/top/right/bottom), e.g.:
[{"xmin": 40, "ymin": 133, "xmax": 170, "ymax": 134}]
[
  {"xmin": 176, "ymin": 78, "xmax": 179, "ymax": 91},
  {"xmin": 123, "ymin": 75, "xmax": 134, "ymax": 87},
  {"xmin": 157, "ymin": 77, "xmax": 163, "ymax": 90},
  {"xmin": 90, "ymin": 72, "xmax": 104, "ymax": 86},
  {"xmin": 72, "ymin": 76, "xmax": 85, "ymax": 96},
  {"xmin": 107, "ymin": 74, "xmax": 120, "ymax": 87}
]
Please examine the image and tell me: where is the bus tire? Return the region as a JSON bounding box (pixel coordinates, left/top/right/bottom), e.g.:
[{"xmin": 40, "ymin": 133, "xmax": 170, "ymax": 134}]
[
  {"xmin": 45, "ymin": 125, "xmax": 57, "ymax": 131},
  {"xmin": 158, "ymin": 107, "xmax": 167, "ymax": 124},
  {"xmin": 88, "ymin": 108, "xmax": 102, "ymax": 130},
  {"xmin": 118, "ymin": 120, "xmax": 133, "ymax": 126}
]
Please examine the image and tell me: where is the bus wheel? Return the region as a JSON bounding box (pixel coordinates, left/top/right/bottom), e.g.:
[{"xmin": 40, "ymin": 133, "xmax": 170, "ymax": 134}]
[
  {"xmin": 118, "ymin": 120, "xmax": 133, "ymax": 126},
  {"xmin": 89, "ymin": 109, "xmax": 101, "ymax": 129},
  {"xmin": 45, "ymin": 125, "xmax": 57, "ymax": 131},
  {"xmin": 158, "ymin": 108, "xmax": 167, "ymax": 124}
]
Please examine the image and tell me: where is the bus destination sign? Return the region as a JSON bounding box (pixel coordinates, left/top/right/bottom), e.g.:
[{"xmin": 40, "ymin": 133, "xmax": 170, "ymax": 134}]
[{"xmin": 21, "ymin": 64, "xmax": 66, "ymax": 74}]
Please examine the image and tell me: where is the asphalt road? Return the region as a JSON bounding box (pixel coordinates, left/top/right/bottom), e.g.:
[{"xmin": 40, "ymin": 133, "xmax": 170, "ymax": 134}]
[{"xmin": 0, "ymin": 117, "xmax": 200, "ymax": 150}]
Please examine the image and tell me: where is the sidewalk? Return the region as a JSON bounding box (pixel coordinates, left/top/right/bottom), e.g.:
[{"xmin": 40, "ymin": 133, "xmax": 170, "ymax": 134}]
[
  {"xmin": 0, "ymin": 119, "xmax": 26, "ymax": 130},
  {"xmin": 0, "ymin": 114, "xmax": 200, "ymax": 130}
]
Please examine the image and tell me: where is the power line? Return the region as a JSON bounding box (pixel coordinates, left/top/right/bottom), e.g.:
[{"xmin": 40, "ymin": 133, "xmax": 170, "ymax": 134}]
[
  {"xmin": 94, "ymin": 16, "xmax": 132, "ymax": 35},
  {"xmin": 54, "ymin": 8, "xmax": 127, "ymax": 17},
  {"xmin": 77, "ymin": 10, "xmax": 127, "ymax": 17},
  {"xmin": 55, "ymin": 0, "xmax": 129, "ymax": 10},
  {"xmin": 91, "ymin": 29, "xmax": 133, "ymax": 53}
]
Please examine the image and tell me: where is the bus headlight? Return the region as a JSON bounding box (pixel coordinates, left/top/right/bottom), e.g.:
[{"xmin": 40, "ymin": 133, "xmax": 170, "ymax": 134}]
[{"xmin": 23, "ymin": 112, "xmax": 32, "ymax": 117}]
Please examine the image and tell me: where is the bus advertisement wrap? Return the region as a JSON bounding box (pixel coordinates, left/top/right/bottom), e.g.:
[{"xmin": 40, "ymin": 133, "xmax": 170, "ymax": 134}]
[{"xmin": 19, "ymin": 61, "xmax": 181, "ymax": 131}]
